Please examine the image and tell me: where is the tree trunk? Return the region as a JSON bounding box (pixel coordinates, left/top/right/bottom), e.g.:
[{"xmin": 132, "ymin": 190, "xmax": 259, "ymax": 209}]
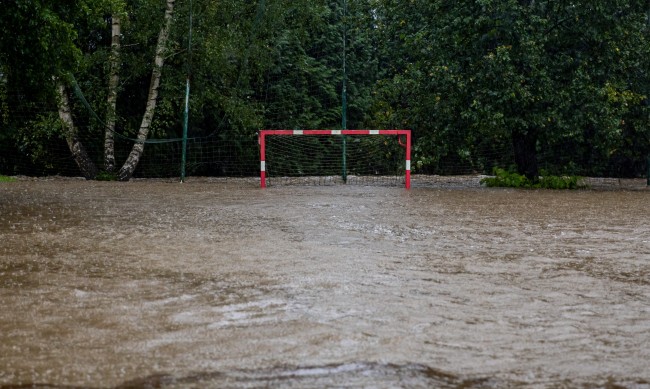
[
  {"xmin": 105, "ymin": 14, "xmax": 121, "ymax": 173},
  {"xmin": 118, "ymin": 0, "xmax": 175, "ymax": 181},
  {"xmin": 55, "ymin": 80, "xmax": 98, "ymax": 179},
  {"xmin": 512, "ymin": 128, "xmax": 539, "ymax": 181}
]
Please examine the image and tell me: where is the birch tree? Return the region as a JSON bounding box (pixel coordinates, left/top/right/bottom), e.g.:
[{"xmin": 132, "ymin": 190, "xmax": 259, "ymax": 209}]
[
  {"xmin": 105, "ymin": 14, "xmax": 122, "ymax": 173},
  {"xmin": 118, "ymin": 0, "xmax": 175, "ymax": 181},
  {"xmin": 55, "ymin": 79, "xmax": 98, "ymax": 179}
]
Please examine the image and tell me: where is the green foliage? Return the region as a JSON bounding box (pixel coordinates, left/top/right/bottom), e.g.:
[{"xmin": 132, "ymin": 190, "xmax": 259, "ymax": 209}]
[
  {"xmin": 481, "ymin": 168, "xmax": 529, "ymax": 188},
  {"xmin": 537, "ymin": 174, "xmax": 586, "ymax": 190},
  {"xmin": 0, "ymin": 175, "xmax": 17, "ymax": 182},
  {"xmin": 1, "ymin": 0, "xmax": 649, "ymax": 179},
  {"xmin": 15, "ymin": 113, "xmax": 66, "ymax": 172},
  {"xmin": 95, "ymin": 171, "xmax": 118, "ymax": 181},
  {"xmin": 481, "ymin": 168, "xmax": 587, "ymax": 190},
  {"xmin": 0, "ymin": 0, "xmax": 113, "ymax": 89},
  {"xmin": 370, "ymin": 0, "xmax": 650, "ymax": 178}
]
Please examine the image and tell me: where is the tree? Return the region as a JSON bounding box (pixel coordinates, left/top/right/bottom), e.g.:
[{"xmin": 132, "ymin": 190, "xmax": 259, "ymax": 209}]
[
  {"xmin": 2, "ymin": 0, "xmax": 648, "ymax": 179},
  {"xmin": 0, "ymin": 0, "xmax": 106, "ymax": 178},
  {"xmin": 0, "ymin": 0, "xmax": 177, "ymax": 180},
  {"xmin": 105, "ymin": 11, "xmax": 123, "ymax": 173},
  {"xmin": 369, "ymin": 0, "xmax": 650, "ymax": 178},
  {"xmin": 118, "ymin": 0, "xmax": 175, "ymax": 180},
  {"xmin": 55, "ymin": 78, "xmax": 98, "ymax": 178}
]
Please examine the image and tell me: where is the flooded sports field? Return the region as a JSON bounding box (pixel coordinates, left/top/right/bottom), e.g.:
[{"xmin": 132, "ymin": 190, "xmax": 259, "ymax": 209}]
[{"xmin": 1, "ymin": 177, "xmax": 649, "ymax": 388}]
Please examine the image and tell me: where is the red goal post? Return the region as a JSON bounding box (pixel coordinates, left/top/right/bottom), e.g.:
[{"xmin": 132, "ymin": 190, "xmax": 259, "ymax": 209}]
[{"xmin": 259, "ymin": 129, "xmax": 411, "ymax": 189}]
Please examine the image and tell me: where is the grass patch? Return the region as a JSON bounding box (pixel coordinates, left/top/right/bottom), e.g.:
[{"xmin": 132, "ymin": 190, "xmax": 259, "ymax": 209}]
[
  {"xmin": 0, "ymin": 175, "xmax": 17, "ymax": 182},
  {"xmin": 481, "ymin": 168, "xmax": 587, "ymax": 189},
  {"xmin": 95, "ymin": 171, "xmax": 118, "ymax": 181}
]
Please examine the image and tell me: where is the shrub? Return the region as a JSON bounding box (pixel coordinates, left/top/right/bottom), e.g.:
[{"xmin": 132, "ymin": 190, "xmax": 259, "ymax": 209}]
[
  {"xmin": 95, "ymin": 171, "xmax": 118, "ymax": 181},
  {"xmin": 481, "ymin": 168, "xmax": 587, "ymax": 189},
  {"xmin": 0, "ymin": 175, "xmax": 17, "ymax": 182}
]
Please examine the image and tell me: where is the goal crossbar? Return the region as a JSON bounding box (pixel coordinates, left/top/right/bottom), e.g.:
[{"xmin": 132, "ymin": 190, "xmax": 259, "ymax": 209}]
[{"xmin": 259, "ymin": 129, "xmax": 411, "ymax": 189}]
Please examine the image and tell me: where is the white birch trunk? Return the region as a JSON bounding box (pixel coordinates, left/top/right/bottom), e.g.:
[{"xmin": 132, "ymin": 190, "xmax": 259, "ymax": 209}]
[
  {"xmin": 118, "ymin": 0, "xmax": 175, "ymax": 181},
  {"xmin": 105, "ymin": 14, "xmax": 121, "ymax": 173},
  {"xmin": 55, "ymin": 80, "xmax": 98, "ymax": 179}
]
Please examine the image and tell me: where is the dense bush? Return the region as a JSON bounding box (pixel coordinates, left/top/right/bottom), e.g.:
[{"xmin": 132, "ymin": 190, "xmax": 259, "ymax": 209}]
[{"xmin": 481, "ymin": 168, "xmax": 587, "ymax": 189}]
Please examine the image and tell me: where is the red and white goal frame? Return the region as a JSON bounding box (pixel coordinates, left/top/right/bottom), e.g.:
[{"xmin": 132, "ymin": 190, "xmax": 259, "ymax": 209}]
[{"xmin": 258, "ymin": 129, "xmax": 411, "ymax": 189}]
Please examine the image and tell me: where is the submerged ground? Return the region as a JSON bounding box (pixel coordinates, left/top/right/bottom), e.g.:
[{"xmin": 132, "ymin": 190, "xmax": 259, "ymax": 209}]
[{"xmin": 1, "ymin": 177, "xmax": 649, "ymax": 388}]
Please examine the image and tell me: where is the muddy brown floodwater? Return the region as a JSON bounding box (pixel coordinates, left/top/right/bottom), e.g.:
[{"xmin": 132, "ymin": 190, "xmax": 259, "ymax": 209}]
[{"xmin": 1, "ymin": 177, "xmax": 649, "ymax": 388}]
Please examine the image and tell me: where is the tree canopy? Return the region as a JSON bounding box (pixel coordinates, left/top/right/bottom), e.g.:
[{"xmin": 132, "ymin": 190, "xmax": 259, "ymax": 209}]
[{"xmin": 1, "ymin": 0, "xmax": 649, "ymax": 179}]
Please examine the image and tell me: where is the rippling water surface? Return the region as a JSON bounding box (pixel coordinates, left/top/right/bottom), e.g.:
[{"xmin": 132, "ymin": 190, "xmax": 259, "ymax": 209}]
[{"xmin": 1, "ymin": 178, "xmax": 649, "ymax": 388}]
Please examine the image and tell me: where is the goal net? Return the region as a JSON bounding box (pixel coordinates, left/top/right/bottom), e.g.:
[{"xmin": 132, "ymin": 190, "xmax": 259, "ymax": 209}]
[{"xmin": 259, "ymin": 129, "xmax": 411, "ymax": 188}]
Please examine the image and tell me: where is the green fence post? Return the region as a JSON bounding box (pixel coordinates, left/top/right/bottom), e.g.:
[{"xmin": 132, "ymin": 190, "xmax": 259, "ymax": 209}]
[
  {"xmin": 647, "ymin": 155, "xmax": 649, "ymax": 186},
  {"xmin": 341, "ymin": 0, "xmax": 347, "ymax": 184},
  {"xmin": 180, "ymin": 0, "xmax": 193, "ymax": 183},
  {"xmin": 180, "ymin": 78, "xmax": 189, "ymax": 183}
]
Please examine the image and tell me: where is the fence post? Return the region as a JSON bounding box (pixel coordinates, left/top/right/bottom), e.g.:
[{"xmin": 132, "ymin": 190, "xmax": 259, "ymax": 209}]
[{"xmin": 647, "ymin": 155, "xmax": 650, "ymax": 186}]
